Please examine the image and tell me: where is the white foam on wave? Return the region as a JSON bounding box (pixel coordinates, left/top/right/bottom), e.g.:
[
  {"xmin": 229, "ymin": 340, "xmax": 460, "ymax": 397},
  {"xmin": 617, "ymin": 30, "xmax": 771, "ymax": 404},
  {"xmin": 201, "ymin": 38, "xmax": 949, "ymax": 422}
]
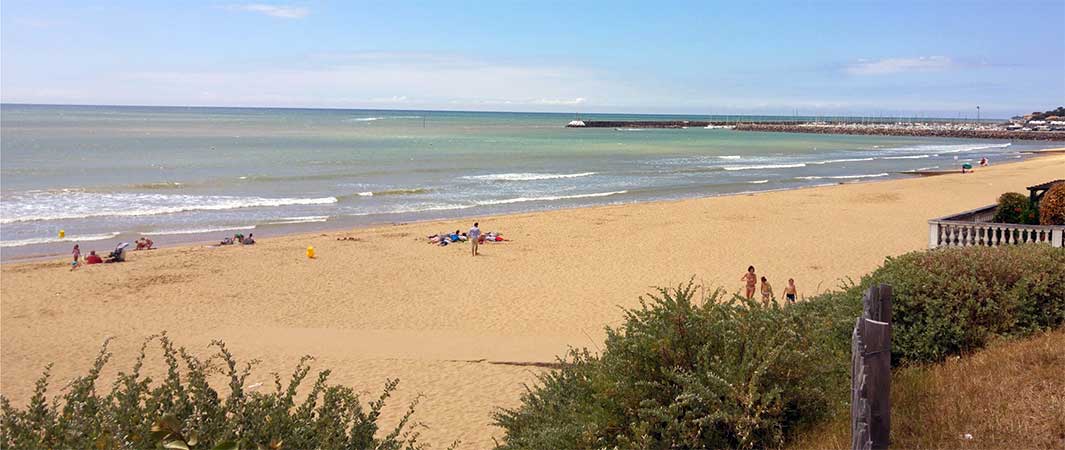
[
  {"xmin": 143, "ymin": 226, "xmax": 256, "ymax": 236},
  {"xmin": 722, "ymin": 163, "xmax": 806, "ymax": 171},
  {"xmin": 829, "ymin": 173, "xmax": 889, "ymax": 179},
  {"xmin": 475, "ymin": 190, "xmax": 628, "ymax": 206},
  {"xmin": 748, "ymin": 179, "xmax": 770, "ymax": 184},
  {"xmin": 358, "ymin": 192, "xmax": 374, "ymax": 196},
  {"xmin": 884, "ymin": 142, "xmax": 1011, "ymax": 155},
  {"xmin": 881, "ymin": 154, "xmax": 931, "ymax": 160},
  {"xmin": 797, "ymin": 173, "xmax": 888, "ymax": 180},
  {"xmin": 809, "ymin": 157, "xmax": 876, "ymax": 165},
  {"xmin": 718, "ymin": 155, "xmax": 742, "ymax": 160},
  {"xmin": 348, "ymin": 204, "xmax": 476, "ymax": 216},
  {"xmin": 350, "ymin": 116, "xmax": 422, "ymax": 122},
  {"xmin": 0, "ymin": 232, "xmax": 120, "ymax": 248},
  {"xmin": 461, "ymin": 172, "xmax": 597, "ymax": 182},
  {"xmin": 267, "ymin": 216, "xmax": 330, "ymax": 225},
  {"xmin": 1, "ymin": 191, "xmax": 338, "ymax": 224}
]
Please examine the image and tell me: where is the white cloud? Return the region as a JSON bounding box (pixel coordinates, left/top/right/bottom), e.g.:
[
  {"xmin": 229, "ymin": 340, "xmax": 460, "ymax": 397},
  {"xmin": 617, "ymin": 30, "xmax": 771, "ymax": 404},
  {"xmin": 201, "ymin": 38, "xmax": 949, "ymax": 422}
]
[
  {"xmin": 531, "ymin": 97, "xmax": 587, "ymax": 105},
  {"xmin": 846, "ymin": 56, "xmax": 954, "ymax": 75},
  {"xmin": 231, "ymin": 4, "xmax": 309, "ymax": 19}
]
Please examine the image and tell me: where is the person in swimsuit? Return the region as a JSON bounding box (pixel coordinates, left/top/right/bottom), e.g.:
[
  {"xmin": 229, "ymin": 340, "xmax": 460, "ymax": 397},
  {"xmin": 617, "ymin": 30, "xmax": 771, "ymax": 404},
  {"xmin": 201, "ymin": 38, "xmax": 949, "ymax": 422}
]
[
  {"xmin": 760, "ymin": 276, "xmax": 773, "ymax": 304},
  {"xmin": 784, "ymin": 278, "xmax": 797, "ymax": 304},
  {"xmin": 71, "ymin": 244, "xmax": 81, "ymax": 271},
  {"xmin": 740, "ymin": 266, "xmax": 757, "ymax": 299}
]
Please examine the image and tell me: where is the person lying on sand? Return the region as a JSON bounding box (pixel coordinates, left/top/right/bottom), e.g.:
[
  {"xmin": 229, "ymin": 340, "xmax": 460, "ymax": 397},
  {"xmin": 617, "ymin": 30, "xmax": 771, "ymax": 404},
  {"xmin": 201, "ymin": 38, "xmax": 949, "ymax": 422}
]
[
  {"xmin": 242, "ymin": 233, "xmax": 255, "ymax": 245},
  {"xmin": 741, "ymin": 266, "xmax": 757, "ymax": 299},
  {"xmin": 220, "ymin": 237, "xmax": 234, "ymax": 245},
  {"xmin": 85, "ymin": 251, "xmax": 103, "ymax": 265}
]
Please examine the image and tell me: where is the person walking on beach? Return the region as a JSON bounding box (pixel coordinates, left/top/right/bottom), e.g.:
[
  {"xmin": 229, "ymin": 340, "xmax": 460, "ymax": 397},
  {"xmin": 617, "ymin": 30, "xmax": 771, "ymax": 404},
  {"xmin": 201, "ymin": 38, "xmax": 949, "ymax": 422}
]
[
  {"xmin": 784, "ymin": 278, "xmax": 797, "ymax": 304},
  {"xmin": 71, "ymin": 244, "xmax": 81, "ymax": 271},
  {"xmin": 740, "ymin": 266, "xmax": 757, "ymax": 299},
  {"xmin": 760, "ymin": 276, "xmax": 773, "ymax": 305},
  {"xmin": 469, "ymin": 222, "xmax": 481, "ymax": 256}
]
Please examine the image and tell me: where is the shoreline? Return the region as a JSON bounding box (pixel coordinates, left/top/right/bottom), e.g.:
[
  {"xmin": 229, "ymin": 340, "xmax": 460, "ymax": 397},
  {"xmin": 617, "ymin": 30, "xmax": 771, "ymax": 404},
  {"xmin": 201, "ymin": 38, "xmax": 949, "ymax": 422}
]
[
  {"xmin": 5, "ymin": 148, "xmax": 1061, "ymax": 265},
  {"xmin": 4, "ymin": 153, "xmax": 1064, "ymax": 448}
]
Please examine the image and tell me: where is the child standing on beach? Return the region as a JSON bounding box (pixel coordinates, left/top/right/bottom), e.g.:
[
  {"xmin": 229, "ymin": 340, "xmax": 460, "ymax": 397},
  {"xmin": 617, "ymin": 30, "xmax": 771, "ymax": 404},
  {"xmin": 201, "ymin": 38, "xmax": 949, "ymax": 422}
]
[
  {"xmin": 741, "ymin": 266, "xmax": 757, "ymax": 299},
  {"xmin": 760, "ymin": 276, "xmax": 773, "ymax": 304},
  {"xmin": 784, "ymin": 278, "xmax": 797, "ymax": 304},
  {"xmin": 71, "ymin": 244, "xmax": 81, "ymax": 271}
]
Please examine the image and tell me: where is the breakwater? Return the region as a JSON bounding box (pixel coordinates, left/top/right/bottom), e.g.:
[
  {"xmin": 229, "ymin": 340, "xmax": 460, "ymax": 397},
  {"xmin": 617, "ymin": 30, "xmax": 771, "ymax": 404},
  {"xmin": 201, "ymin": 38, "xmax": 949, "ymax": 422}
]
[
  {"xmin": 566, "ymin": 120, "xmax": 1065, "ymax": 141},
  {"xmin": 732, "ymin": 124, "xmax": 1065, "ymax": 141}
]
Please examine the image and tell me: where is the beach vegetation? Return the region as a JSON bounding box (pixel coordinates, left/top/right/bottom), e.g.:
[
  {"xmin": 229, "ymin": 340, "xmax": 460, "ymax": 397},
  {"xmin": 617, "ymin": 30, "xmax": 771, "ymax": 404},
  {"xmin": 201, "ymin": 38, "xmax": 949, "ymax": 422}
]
[
  {"xmin": 865, "ymin": 245, "xmax": 1065, "ymax": 364},
  {"xmin": 493, "ymin": 283, "xmax": 861, "ymax": 449},
  {"xmin": 493, "ymin": 245, "xmax": 1065, "ymax": 448},
  {"xmin": 0, "ymin": 334, "xmax": 426, "ymax": 450},
  {"xmin": 1038, "ymin": 182, "xmax": 1065, "ymax": 225},
  {"xmin": 992, "ymin": 191, "xmax": 1038, "ymax": 224},
  {"xmin": 788, "ymin": 328, "xmax": 1065, "ymax": 450}
]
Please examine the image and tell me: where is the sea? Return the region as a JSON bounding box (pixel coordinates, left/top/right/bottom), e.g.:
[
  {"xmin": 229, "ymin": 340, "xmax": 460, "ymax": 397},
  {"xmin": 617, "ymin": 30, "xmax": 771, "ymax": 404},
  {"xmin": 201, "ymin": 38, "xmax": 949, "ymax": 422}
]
[{"xmin": 1, "ymin": 104, "xmax": 1056, "ymax": 260}]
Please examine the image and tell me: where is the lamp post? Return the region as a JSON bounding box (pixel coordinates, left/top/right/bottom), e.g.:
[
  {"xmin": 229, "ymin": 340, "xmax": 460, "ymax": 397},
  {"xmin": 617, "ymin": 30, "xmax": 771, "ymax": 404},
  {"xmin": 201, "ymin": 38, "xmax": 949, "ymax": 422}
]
[{"xmin": 976, "ymin": 106, "xmax": 980, "ymax": 123}]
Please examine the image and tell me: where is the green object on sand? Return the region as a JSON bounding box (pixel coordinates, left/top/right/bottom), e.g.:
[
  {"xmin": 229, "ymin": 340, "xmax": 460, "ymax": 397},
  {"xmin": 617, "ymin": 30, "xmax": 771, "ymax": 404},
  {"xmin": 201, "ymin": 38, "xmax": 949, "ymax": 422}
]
[{"xmin": 962, "ymin": 163, "xmax": 973, "ymax": 170}]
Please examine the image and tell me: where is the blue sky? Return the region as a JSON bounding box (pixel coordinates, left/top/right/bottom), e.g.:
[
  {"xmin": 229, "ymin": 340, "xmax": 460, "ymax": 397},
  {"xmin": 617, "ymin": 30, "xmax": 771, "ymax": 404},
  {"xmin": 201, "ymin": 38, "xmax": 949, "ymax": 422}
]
[{"xmin": 2, "ymin": 1, "xmax": 1063, "ymax": 117}]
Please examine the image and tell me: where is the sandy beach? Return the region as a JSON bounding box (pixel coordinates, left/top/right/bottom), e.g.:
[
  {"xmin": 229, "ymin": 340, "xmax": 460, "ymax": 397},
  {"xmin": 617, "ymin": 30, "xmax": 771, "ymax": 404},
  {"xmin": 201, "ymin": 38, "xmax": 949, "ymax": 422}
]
[{"xmin": 2, "ymin": 153, "xmax": 1063, "ymax": 448}]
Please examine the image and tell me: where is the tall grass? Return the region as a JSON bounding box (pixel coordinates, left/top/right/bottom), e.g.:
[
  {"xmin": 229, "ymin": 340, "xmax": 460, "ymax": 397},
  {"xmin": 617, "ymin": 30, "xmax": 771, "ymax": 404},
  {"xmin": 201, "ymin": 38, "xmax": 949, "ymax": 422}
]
[
  {"xmin": 789, "ymin": 328, "xmax": 1065, "ymax": 449},
  {"xmin": 0, "ymin": 334, "xmax": 426, "ymax": 450}
]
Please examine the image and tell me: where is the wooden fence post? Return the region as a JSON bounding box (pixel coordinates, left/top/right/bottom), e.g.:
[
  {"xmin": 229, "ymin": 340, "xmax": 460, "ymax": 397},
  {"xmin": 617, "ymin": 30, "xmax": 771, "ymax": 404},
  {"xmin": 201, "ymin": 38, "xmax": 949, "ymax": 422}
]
[{"xmin": 852, "ymin": 284, "xmax": 892, "ymax": 450}]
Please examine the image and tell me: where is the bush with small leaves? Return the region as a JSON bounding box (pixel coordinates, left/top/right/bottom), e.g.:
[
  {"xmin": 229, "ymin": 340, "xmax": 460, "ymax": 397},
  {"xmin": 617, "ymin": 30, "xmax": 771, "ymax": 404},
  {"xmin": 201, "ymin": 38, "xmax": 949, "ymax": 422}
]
[
  {"xmin": 992, "ymin": 192, "xmax": 1036, "ymax": 224},
  {"xmin": 858, "ymin": 245, "xmax": 1065, "ymax": 364},
  {"xmin": 0, "ymin": 334, "xmax": 430, "ymax": 450},
  {"xmin": 1038, "ymin": 182, "xmax": 1065, "ymax": 225},
  {"xmin": 494, "ymin": 282, "xmax": 862, "ymax": 450}
]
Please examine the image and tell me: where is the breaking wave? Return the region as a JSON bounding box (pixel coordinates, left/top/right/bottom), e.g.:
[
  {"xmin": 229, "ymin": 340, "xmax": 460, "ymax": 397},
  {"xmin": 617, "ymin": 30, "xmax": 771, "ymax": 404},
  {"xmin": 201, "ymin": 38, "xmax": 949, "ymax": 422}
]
[
  {"xmin": 1, "ymin": 191, "xmax": 337, "ymax": 224},
  {"xmin": 461, "ymin": 172, "xmax": 597, "ymax": 182}
]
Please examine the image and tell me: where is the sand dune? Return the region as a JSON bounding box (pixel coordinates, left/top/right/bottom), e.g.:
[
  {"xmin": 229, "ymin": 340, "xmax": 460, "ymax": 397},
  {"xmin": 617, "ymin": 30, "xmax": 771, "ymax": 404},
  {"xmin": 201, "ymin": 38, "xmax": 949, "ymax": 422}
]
[{"xmin": 2, "ymin": 154, "xmax": 1063, "ymax": 448}]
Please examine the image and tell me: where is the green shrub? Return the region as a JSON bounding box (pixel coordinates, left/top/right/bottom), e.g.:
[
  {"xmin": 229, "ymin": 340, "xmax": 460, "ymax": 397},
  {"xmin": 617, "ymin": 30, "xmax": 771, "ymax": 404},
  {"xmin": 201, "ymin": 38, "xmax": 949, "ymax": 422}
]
[
  {"xmin": 0, "ymin": 334, "xmax": 427, "ymax": 450},
  {"xmin": 992, "ymin": 192, "xmax": 1037, "ymax": 224},
  {"xmin": 1039, "ymin": 182, "xmax": 1065, "ymax": 225},
  {"xmin": 494, "ymin": 283, "xmax": 861, "ymax": 450},
  {"xmin": 858, "ymin": 245, "xmax": 1065, "ymax": 364},
  {"xmin": 495, "ymin": 247, "xmax": 1064, "ymax": 448}
]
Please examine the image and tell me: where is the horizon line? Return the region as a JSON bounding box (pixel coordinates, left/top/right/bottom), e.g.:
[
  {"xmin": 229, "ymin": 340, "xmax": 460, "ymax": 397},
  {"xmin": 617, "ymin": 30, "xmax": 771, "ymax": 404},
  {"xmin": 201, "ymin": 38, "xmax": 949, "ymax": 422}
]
[{"xmin": 0, "ymin": 101, "xmax": 1015, "ymax": 120}]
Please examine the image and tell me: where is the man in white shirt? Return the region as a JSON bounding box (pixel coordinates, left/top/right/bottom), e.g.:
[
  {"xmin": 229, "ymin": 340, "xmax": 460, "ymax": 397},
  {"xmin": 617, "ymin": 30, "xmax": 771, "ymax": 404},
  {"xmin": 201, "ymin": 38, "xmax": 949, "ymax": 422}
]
[{"xmin": 469, "ymin": 222, "xmax": 481, "ymax": 256}]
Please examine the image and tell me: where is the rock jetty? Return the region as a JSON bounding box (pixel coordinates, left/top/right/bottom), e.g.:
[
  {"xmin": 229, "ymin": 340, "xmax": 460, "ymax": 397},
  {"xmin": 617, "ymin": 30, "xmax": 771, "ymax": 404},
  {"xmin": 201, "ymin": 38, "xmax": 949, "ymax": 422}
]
[{"xmin": 733, "ymin": 123, "xmax": 1065, "ymax": 141}]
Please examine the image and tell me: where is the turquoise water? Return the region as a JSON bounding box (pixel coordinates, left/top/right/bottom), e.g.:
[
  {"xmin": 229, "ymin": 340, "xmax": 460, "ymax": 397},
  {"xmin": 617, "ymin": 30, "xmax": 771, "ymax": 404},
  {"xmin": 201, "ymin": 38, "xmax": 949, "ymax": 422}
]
[{"xmin": 0, "ymin": 104, "xmax": 1053, "ymax": 259}]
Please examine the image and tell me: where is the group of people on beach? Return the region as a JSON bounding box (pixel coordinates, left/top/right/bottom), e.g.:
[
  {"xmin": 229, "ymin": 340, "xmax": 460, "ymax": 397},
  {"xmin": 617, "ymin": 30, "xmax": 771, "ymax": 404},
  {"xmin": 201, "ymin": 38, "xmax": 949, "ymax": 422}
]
[
  {"xmin": 428, "ymin": 222, "xmax": 504, "ymax": 255},
  {"xmin": 961, "ymin": 157, "xmax": 990, "ymax": 174},
  {"xmin": 219, "ymin": 232, "xmax": 255, "ymax": 246},
  {"xmin": 740, "ymin": 265, "xmax": 798, "ymax": 304},
  {"xmin": 70, "ymin": 237, "xmax": 155, "ymax": 270}
]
